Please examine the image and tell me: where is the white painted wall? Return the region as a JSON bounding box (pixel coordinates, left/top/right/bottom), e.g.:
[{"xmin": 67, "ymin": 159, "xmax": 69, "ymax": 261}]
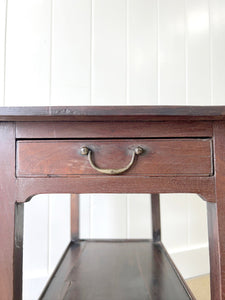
[{"xmin": 1, "ymin": 0, "xmax": 225, "ymax": 299}]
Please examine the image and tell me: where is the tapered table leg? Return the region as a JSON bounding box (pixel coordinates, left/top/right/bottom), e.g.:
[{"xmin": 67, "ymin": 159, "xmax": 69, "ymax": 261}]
[
  {"xmin": 207, "ymin": 202, "xmax": 221, "ymax": 300},
  {"xmin": 210, "ymin": 121, "xmax": 225, "ymax": 300},
  {"xmin": 0, "ymin": 123, "xmax": 22, "ymax": 300},
  {"xmin": 71, "ymin": 194, "xmax": 79, "ymax": 242},
  {"xmin": 151, "ymin": 194, "xmax": 161, "ymax": 243}
]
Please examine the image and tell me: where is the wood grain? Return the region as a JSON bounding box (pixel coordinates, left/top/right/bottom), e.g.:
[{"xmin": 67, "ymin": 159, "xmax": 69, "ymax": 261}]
[
  {"xmin": 207, "ymin": 202, "xmax": 221, "ymax": 300},
  {"xmin": 13, "ymin": 203, "xmax": 24, "ymax": 300},
  {"xmin": 0, "ymin": 105, "xmax": 225, "ymax": 121},
  {"xmin": 16, "ymin": 139, "xmax": 212, "ymax": 177},
  {"xmin": 0, "ymin": 123, "xmax": 21, "ymax": 300},
  {"xmin": 210, "ymin": 121, "xmax": 225, "ymax": 300},
  {"xmin": 16, "ymin": 121, "xmax": 213, "ymax": 139},
  {"xmin": 41, "ymin": 241, "xmax": 193, "ymax": 300},
  {"xmin": 151, "ymin": 194, "xmax": 161, "ymax": 242},
  {"xmin": 16, "ymin": 176, "xmax": 216, "ymax": 204},
  {"xmin": 71, "ymin": 195, "xmax": 79, "ymax": 241}
]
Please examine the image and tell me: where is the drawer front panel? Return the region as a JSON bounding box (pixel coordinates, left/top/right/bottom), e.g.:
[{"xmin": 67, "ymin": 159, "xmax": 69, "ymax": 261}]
[{"xmin": 16, "ymin": 139, "xmax": 212, "ymax": 177}]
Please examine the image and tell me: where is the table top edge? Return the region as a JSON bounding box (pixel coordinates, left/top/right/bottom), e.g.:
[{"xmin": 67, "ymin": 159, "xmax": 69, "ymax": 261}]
[{"xmin": 0, "ymin": 105, "xmax": 225, "ymax": 121}]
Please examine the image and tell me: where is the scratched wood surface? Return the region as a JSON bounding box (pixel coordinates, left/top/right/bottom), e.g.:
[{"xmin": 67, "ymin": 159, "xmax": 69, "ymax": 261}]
[
  {"xmin": 16, "ymin": 139, "xmax": 212, "ymax": 177},
  {"xmin": 15, "ymin": 121, "xmax": 213, "ymax": 139},
  {"xmin": 0, "ymin": 105, "xmax": 225, "ymax": 121},
  {"xmin": 40, "ymin": 241, "xmax": 194, "ymax": 300}
]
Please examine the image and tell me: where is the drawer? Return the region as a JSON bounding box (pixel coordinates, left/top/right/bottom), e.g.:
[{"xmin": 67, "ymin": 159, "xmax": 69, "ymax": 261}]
[{"xmin": 16, "ymin": 139, "xmax": 213, "ymax": 177}]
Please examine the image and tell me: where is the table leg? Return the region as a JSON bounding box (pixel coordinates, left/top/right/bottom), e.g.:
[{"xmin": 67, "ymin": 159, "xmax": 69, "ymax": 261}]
[
  {"xmin": 0, "ymin": 123, "xmax": 21, "ymax": 300},
  {"xmin": 71, "ymin": 194, "xmax": 79, "ymax": 242},
  {"xmin": 211, "ymin": 121, "xmax": 225, "ymax": 300},
  {"xmin": 0, "ymin": 202, "xmax": 23, "ymax": 300},
  {"xmin": 14, "ymin": 203, "xmax": 24, "ymax": 300},
  {"xmin": 151, "ymin": 194, "xmax": 161, "ymax": 243},
  {"xmin": 207, "ymin": 202, "xmax": 221, "ymax": 300}
]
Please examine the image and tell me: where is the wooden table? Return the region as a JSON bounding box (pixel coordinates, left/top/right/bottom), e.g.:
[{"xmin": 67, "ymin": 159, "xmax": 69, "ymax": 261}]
[{"xmin": 0, "ymin": 106, "xmax": 225, "ymax": 300}]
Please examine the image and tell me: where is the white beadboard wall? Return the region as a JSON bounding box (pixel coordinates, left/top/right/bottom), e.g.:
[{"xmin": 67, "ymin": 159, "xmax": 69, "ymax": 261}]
[{"xmin": 1, "ymin": 0, "xmax": 225, "ymax": 299}]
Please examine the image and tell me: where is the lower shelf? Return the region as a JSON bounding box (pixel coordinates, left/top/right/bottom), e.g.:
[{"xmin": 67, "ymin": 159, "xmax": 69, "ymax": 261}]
[{"xmin": 40, "ymin": 240, "xmax": 194, "ymax": 300}]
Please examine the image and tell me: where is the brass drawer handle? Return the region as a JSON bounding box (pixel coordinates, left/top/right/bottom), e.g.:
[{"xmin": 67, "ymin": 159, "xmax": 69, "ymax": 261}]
[{"xmin": 80, "ymin": 146, "xmax": 144, "ymax": 175}]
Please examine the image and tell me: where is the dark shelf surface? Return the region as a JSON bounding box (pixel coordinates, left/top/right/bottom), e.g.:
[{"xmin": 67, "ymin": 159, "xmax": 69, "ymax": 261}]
[{"xmin": 40, "ymin": 240, "xmax": 194, "ymax": 300}]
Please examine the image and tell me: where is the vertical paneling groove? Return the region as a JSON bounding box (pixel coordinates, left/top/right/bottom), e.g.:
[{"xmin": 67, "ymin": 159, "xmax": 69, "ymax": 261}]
[
  {"xmin": 90, "ymin": 0, "xmax": 93, "ymax": 239},
  {"xmin": 187, "ymin": 195, "xmax": 191, "ymax": 247},
  {"xmin": 184, "ymin": 0, "xmax": 188, "ymax": 105},
  {"xmin": 126, "ymin": 196, "xmax": 129, "ymax": 239},
  {"xmin": 90, "ymin": 195, "xmax": 92, "ymax": 239},
  {"xmin": 89, "ymin": 0, "xmax": 93, "ymax": 239},
  {"xmin": 126, "ymin": 0, "xmax": 129, "ymax": 238},
  {"xmin": 90, "ymin": 0, "xmax": 93, "ymax": 105},
  {"xmin": 0, "ymin": 0, "xmax": 7, "ymax": 105},
  {"xmin": 211, "ymin": 0, "xmax": 225, "ymax": 105},
  {"xmin": 156, "ymin": 0, "xmax": 159, "ymax": 242},
  {"xmin": 208, "ymin": 0, "xmax": 213, "ymax": 105},
  {"xmin": 47, "ymin": 197, "xmax": 51, "ymax": 274},
  {"xmin": 208, "ymin": 0, "xmax": 225, "ymax": 105},
  {"xmin": 156, "ymin": 0, "xmax": 160, "ymax": 105},
  {"xmin": 47, "ymin": 0, "xmax": 53, "ymax": 277},
  {"xmin": 126, "ymin": 0, "xmax": 129, "ymax": 106},
  {"xmin": 49, "ymin": 0, "xmax": 53, "ymax": 105},
  {"xmin": 3, "ymin": 0, "xmax": 8, "ymax": 105}
]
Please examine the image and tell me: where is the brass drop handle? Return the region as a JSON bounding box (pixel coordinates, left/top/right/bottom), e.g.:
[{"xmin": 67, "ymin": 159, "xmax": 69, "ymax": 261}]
[{"xmin": 80, "ymin": 146, "xmax": 144, "ymax": 175}]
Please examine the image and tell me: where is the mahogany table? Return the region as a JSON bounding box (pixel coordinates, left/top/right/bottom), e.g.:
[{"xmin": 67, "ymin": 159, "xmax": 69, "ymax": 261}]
[{"xmin": 0, "ymin": 106, "xmax": 225, "ymax": 300}]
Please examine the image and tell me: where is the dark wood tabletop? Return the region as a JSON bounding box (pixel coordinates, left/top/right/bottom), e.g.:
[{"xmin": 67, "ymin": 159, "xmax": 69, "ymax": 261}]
[{"xmin": 0, "ymin": 105, "xmax": 225, "ymax": 121}]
